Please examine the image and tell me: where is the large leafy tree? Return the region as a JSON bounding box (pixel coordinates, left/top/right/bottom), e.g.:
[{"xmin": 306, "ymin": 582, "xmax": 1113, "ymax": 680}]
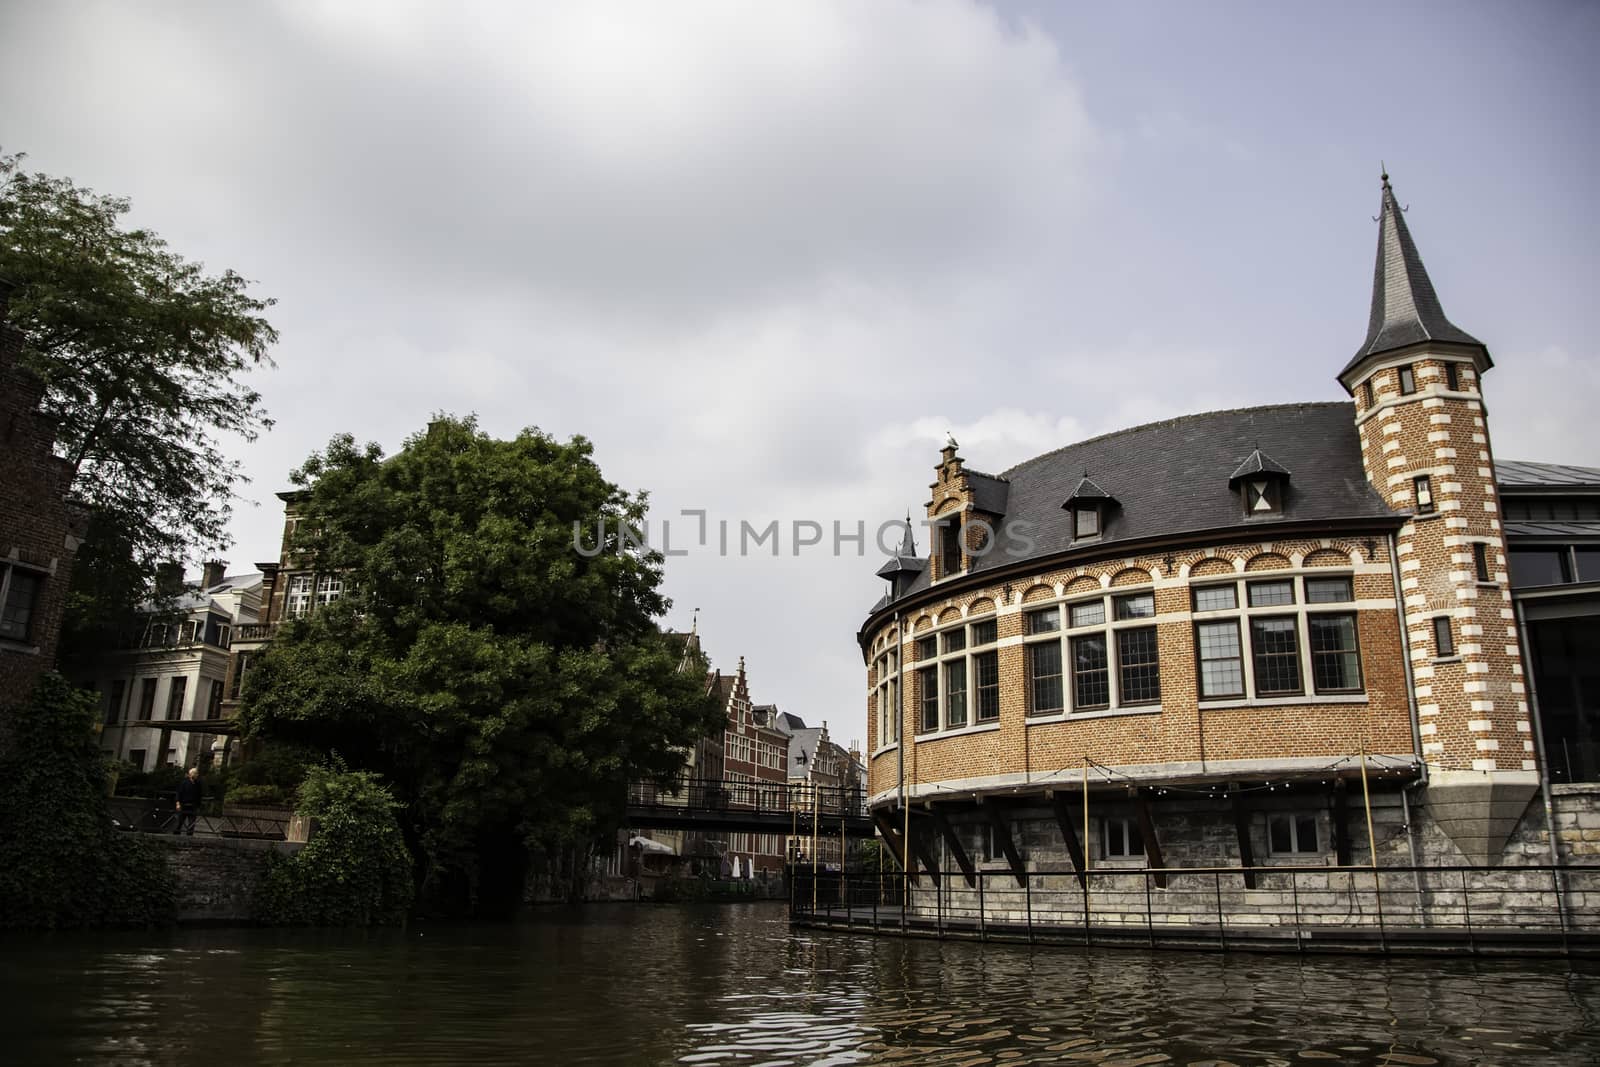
[
  {"xmin": 239, "ymin": 417, "xmax": 719, "ymax": 912},
  {"xmin": 0, "ymin": 151, "xmax": 276, "ymax": 659}
]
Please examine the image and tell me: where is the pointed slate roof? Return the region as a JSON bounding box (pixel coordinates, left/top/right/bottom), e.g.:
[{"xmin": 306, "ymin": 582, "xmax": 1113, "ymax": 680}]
[
  {"xmin": 1228, "ymin": 447, "xmax": 1291, "ymax": 485},
  {"xmin": 1341, "ymin": 172, "xmax": 1487, "ymax": 378},
  {"xmin": 1063, "ymin": 475, "xmax": 1114, "ymax": 506},
  {"xmin": 876, "ymin": 514, "xmax": 927, "ymax": 578}
]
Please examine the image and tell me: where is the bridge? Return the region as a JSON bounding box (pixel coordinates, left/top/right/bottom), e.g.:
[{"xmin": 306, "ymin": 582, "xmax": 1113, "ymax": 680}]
[{"xmin": 624, "ymin": 777, "xmax": 875, "ymax": 838}]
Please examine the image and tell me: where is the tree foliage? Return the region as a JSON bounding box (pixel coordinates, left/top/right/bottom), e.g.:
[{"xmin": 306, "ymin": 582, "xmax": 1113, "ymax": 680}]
[
  {"xmin": 0, "ymin": 151, "xmax": 276, "ymax": 659},
  {"xmin": 257, "ymin": 765, "xmax": 414, "ymax": 926},
  {"xmin": 0, "ymin": 674, "xmax": 174, "ymax": 928},
  {"xmin": 240, "ymin": 416, "xmax": 720, "ymax": 911}
]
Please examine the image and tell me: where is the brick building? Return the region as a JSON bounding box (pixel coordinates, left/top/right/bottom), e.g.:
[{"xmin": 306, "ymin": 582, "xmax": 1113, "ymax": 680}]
[
  {"xmin": 860, "ymin": 174, "xmax": 1598, "ymax": 882},
  {"xmin": 716, "ymin": 658, "xmax": 789, "ymax": 877},
  {"xmin": 0, "ymin": 279, "xmax": 87, "ymax": 713}
]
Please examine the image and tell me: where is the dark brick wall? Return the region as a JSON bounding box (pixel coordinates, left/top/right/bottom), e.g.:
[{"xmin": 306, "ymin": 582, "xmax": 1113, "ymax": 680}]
[{"xmin": 0, "ymin": 285, "xmax": 86, "ymax": 710}]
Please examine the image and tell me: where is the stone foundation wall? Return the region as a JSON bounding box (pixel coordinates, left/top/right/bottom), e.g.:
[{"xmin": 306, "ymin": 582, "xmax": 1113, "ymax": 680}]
[
  {"xmin": 887, "ymin": 782, "xmax": 1600, "ymax": 932},
  {"xmin": 151, "ymin": 835, "xmax": 302, "ymax": 923}
]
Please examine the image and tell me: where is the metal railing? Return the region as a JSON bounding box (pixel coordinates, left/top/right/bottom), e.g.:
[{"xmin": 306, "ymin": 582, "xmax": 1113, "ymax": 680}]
[
  {"xmin": 111, "ymin": 801, "xmax": 289, "ymax": 840},
  {"xmin": 627, "ymin": 776, "xmax": 867, "ymax": 821},
  {"xmin": 790, "ymin": 862, "xmax": 1600, "ymax": 957},
  {"xmin": 232, "ymin": 622, "xmax": 279, "ymax": 643}
]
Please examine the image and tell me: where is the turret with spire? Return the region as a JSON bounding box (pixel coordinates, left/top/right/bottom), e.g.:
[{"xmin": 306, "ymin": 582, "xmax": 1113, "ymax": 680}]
[
  {"xmin": 1339, "ymin": 169, "xmax": 1491, "ymax": 392},
  {"xmin": 1342, "ymin": 170, "xmax": 1534, "ymax": 865}
]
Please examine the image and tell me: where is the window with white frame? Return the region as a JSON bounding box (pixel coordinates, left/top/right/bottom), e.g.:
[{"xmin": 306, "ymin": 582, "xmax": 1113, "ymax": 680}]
[
  {"xmin": 1268, "ymin": 813, "xmax": 1320, "ymax": 855},
  {"xmin": 1193, "ymin": 574, "xmax": 1365, "ymax": 702},
  {"xmin": 1026, "ymin": 593, "xmax": 1162, "ymax": 717},
  {"xmin": 315, "ymin": 573, "xmax": 344, "ymax": 608},
  {"xmin": 1024, "ymin": 606, "xmax": 1065, "ymax": 716},
  {"xmin": 286, "ymin": 574, "xmax": 313, "ymax": 618},
  {"xmin": 0, "ymin": 563, "xmax": 44, "ymax": 644},
  {"xmin": 874, "ymin": 643, "xmax": 899, "ymax": 749},
  {"xmin": 918, "ymin": 614, "xmax": 1001, "ymax": 733}
]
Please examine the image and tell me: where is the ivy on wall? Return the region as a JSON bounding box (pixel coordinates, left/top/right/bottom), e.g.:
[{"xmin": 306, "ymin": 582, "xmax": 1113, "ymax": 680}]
[{"xmin": 0, "ymin": 674, "xmax": 174, "ymax": 928}]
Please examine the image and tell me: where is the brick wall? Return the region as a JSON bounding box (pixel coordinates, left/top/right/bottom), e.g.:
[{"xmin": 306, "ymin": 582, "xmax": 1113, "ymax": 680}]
[
  {"xmin": 867, "ymin": 535, "xmax": 1413, "ymax": 800},
  {"xmin": 0, "ymin": 286, "xmax": 85, "ymax": 711},
  {"xmin": 1351, "ymin": 355, "xmax": 1530, "ymax": 774}
]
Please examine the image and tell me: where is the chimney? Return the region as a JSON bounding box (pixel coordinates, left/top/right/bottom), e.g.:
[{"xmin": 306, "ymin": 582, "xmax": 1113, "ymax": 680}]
[
  {"xmin": 202, "ymin": 560, "xmax": 228, "ymax": 589},
  {"xmin": 154, "ymin": 562, "xmax": 186, "ymax": 597}
]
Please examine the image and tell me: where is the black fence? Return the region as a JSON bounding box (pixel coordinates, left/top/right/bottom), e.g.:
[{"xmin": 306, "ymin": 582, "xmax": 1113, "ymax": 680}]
[
  {"xmin": 109, "ymin": 798, "xmax": 289, "ymax": 840},
  {"xmin": 791, "ymin": 862, "xmax": 1600, "ymax": 957}
]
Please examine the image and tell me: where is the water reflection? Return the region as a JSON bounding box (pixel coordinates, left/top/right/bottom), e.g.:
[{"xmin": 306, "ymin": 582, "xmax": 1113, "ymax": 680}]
[{"xmin": 3, "ymin": 902, "xmax": 1598, "ymax": 1065}]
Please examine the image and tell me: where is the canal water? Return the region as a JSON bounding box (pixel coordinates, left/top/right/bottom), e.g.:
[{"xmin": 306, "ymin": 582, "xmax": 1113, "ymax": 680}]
[{"xmin": 5, "ymin": 901, "xmax": 1599, "ymax": 1065}]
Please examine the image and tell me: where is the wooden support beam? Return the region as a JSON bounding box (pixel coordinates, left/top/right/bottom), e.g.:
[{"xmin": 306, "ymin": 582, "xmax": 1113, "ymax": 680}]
[
  {"xmin": 985, "ymin": 804, "xmax": 1027, "ymax": 888},
  {"xmin": 872, "ymin": 811, "xmax": 919, "ymax": 887},
  {"xmin": 1049, "ymin": 794, "xmax": 1088, "ymax": 889},
  {"xmin": 1132, "ymin": 789, "xmax": 1167, "ymax": 889},
  {"xmin": 930, "ymin": 808, "xmax": 977, "ymax": 888},
  {"xmin": 907, "ymin": 819, "xmax": 942, "ymax": 888},
  {"xmin": 1332, "ymin": 779, "xmax": 1353, "ymax": 866},
  {"xmin": 1229, "ymin": 790, "xmax": 1256, "ymax": 889}
]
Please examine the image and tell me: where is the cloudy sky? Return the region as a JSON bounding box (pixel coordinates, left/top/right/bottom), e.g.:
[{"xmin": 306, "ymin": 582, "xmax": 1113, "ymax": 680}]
[{"xmin": 4, "ymin": 1, "xmax": 1596, "ymax": 751}]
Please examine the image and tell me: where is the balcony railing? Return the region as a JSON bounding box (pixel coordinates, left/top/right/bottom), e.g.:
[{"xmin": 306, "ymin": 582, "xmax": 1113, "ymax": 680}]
[{"xmin": 232, "ymin": 622, "xmax": 278, "ymax": 643}]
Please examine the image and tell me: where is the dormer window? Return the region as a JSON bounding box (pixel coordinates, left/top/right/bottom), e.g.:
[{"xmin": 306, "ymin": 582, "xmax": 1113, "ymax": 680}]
[
  {"xmin": 1246, "ymin": 479, "xmax": 1279, "ymax": 515},
  {"xmin": 1062, "ymin": 475, "xmax": 1115, "ymax": 544},
  {"xmin": 1074, "ymin": 506, "xmax": 1099, "ymax": 539},
  {"xmin": 937, "ymin": 519, "xmax": 962, "ymax": 578},
  {"xmin": 1228, "ymin": 447, "xmax": 1291, "ymax": 521}
]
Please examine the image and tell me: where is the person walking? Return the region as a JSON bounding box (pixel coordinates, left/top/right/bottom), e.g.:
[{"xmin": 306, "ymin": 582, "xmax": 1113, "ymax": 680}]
[{"xmin": 174, "ymin": 766, "xmax": 203, "ymax": 835}]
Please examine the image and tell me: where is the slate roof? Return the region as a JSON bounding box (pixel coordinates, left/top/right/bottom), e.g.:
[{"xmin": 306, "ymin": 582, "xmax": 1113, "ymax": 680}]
[
  {"xmin": 965, "ymin": 469, "xmax": 1011, "ymax": 514},
  {"xmin": 869, "ymin": 402, "xmax": 1399, "ymax": 614},
  {"xmin": 1228, "ymin": 448, "xmax": 1291, "ymax": 484},
  {"xmin": 1065, "ymin": 475, "xmax": 1114, "ymax": 504},
  {"xmin": 1496, "ymin": 460, "xmax": 1600, "ymax": 491},
  {"xmin": 1341, "ymin": 174, "xmax": 1486, "ymax": 378}
]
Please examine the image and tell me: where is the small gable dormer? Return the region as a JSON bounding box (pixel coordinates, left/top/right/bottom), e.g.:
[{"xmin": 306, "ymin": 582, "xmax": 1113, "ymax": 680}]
[
  {"xmin": 925, "ymin": 435, "xmax": 1010, "ymax": 581},
  {"xmin": 1229, "ymin": 447, "xmax": 1291, "ymax": 518},
  {"xmin": 1062, "ymin": 475, "xmax": 1115, "ymax": 542}
]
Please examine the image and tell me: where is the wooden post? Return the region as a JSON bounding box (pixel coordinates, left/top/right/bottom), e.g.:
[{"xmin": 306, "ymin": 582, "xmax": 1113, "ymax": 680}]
[
  {"xmin": 811, "ymin": 780, "xmax": 819, "ymax": 914},
  {"xmin": 1359, "ymin": 743, "xmax": 1378, "ymax": 869}
]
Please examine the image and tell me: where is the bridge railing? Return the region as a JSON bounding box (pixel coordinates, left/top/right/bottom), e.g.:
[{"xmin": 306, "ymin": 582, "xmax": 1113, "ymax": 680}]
[{"xmin": 627, "ymin": 776, "xmax": 866, "ymax": 820}]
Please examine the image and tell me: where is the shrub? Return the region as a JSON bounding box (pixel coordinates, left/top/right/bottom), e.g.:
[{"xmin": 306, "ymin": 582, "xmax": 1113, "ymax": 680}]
[
  {"xmin": 257, "ymin": 765, "xmax": 413, "ymax": 925},
  {"xmin": 223, "ymin": 782, "xmax": 288, "ymax": 808},
  {"xmin": 0, "ymin": 674, "xmax": 175, "ymax": 927}
]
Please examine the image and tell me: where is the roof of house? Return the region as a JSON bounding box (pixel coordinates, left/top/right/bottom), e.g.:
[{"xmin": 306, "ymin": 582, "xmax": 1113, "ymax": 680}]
[
  {"xmin": 1496, "ymin": 460, "xmax": 1600, "ymax": 491},
  {"xmin": 870, "ymin": 402, "xmax": 1398, "ymax": 614},
  {"xmin": 786, "ymin": 727, "xmax": 824, "ymax": 778},
  {"xmin": 1341, "ymin": 174, "xmax": 1487, "ymax": 377},
  {"xmin": 138, "ymin": 572, "xmax": 263, "ymax": 615}
]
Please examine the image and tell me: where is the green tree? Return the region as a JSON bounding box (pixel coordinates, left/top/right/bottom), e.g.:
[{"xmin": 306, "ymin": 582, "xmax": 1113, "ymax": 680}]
[
  {"xmin": 239, "ymin": 416, "xmax": 720, "ymax": 912},
  {"xmin": 0, "ymin": 151, "xmax": 276, "ymax": 660}
]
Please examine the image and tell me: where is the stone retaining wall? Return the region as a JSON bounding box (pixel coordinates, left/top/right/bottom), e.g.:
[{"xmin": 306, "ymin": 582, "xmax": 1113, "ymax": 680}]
[
  {"xmin": 886, "ymin": 783, "xmax": 1600, "ymax": 933},
  {"xmin": 150, "ymin": 835, "xmax": 302, "ymax": 923}
]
